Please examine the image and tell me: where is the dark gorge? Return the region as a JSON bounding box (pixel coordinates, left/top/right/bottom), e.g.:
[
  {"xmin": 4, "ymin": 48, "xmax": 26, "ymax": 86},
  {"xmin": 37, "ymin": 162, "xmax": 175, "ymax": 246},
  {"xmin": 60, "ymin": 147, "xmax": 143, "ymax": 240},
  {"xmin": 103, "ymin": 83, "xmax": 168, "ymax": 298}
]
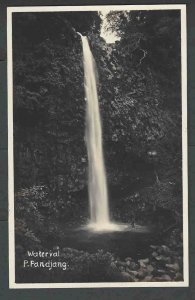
[{"xmin": 13, "ymin": 10, "xmax": 183, "ymax": 283}]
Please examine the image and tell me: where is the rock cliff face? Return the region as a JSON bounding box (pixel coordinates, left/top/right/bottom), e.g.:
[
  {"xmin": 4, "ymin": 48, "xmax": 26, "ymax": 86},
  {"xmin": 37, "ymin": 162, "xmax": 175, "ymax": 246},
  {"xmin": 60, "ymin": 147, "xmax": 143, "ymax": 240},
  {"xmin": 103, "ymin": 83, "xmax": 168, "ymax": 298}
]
[{"xmin": 13, "ymin": 13, "xmax": 88, "ymax": 192}]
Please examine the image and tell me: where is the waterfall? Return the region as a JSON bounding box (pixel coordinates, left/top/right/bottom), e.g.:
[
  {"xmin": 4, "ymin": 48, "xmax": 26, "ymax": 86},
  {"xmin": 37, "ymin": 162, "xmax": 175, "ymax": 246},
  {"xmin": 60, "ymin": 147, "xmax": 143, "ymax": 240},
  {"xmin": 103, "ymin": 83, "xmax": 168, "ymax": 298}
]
[
  {"xmin": 80, "ymin": 35, "xmax": 110, "ymax": 228},
  {"xmin": 79, "ymin": 33, "xmax": 128, "ymax": 232}
]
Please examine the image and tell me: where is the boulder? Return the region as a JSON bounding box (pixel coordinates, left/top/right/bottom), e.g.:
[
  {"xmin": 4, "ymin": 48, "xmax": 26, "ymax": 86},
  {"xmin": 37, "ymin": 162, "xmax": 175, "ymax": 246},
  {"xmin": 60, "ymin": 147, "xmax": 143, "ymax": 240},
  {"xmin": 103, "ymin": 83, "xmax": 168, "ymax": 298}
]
[
  {"xmin": 156, "ymin": 269, "xmax": 166, "ymax": 275},
  {"xmin": 165, "ymin": 262, "xmax": 180, "ymax": 272},
  {"xmin": 161, "ymin": 274, "xmax": 172, "ymax": 281},
  {"xmin": 139, "ymin": 261, "xmax": 146, "ymax": 268},
  {"xmin": 143, "ymin": 275, "xmax": 153, "ymax": 282},
  {"xmin": 153, "ymin": 274, "xmax": 171, "ymax": 282},
  {"xmin": 126, "ymin": 260, "xmax": 131, "ymax": 267},
  {"xmin": 161, "ymin": 245, "xmax": 170, "ymax": 253},
  {"xmin": 152, "ymin": 251, "xmax": 158, "ymax": 258},
  {"xmin": 138, "ymin": 258, "xmax": 149, "ymax": 267},
  {"xmin": 126, "ymin": 269, "xmax": 139, "ymax": 277},
  {"xmin": 117, "ymin": 260, "xmax": 127, "ymax": 267},
  {"xmin": 110, "ymin": 262, "xmax": 117, "ymax": 270},
  {"xmin": 174, "ymin": 272, "xmax": 183, "ymax": 281},
  {"xmin": 146, "ymin": 264, "xmax": 154, "ymax": 273},
  {"xmin": 137, "ymin": 268, "xmax": 148, "ymax": 279},
  {"xmin": 150, "ymin": 245, "xmax": 159, "ymax": 250},
  {"xmin": 125, "ymin": 257, "xmax": 133, "ymax": 262},
  {"xmin": 155, "ymin": 255, "xmax": 171, "ymax": 263},
  {"xmin": 129, "ymin": 261, "xmax": 139, "ymax": 270},
  {"xmin": 121, "ymin": 271, "xmax": 135, "ymax": 282}
]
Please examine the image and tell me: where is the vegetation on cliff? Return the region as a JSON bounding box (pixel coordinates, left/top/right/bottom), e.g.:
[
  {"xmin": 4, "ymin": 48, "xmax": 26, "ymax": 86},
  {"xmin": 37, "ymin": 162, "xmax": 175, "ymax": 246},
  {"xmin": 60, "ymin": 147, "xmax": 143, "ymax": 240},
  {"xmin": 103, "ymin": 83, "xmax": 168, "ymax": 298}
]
[{"xmin": 13, "ymin": 10, "xmax": 183, "ymax": 282}]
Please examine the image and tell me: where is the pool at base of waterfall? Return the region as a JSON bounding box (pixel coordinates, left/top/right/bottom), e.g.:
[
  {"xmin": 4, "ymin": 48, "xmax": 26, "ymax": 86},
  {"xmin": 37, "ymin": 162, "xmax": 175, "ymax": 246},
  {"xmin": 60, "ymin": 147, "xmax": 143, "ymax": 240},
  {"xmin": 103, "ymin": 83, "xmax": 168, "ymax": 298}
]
[{"xmin": 47, "ymin": 223, "xmax": 160, "ymax": 260}]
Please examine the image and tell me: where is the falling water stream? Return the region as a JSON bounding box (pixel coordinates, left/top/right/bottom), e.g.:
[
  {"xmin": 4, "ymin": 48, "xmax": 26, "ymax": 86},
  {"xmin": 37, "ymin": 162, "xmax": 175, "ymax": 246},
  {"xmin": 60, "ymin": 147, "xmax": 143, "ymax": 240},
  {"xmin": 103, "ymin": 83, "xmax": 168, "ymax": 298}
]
[
  {"xmin": 81, "ymin": 35, "xmax": 110, "ymax": 228},
  {"xmin": 80, "ymin": 34, "xmax": 128, "ymax": 232}
]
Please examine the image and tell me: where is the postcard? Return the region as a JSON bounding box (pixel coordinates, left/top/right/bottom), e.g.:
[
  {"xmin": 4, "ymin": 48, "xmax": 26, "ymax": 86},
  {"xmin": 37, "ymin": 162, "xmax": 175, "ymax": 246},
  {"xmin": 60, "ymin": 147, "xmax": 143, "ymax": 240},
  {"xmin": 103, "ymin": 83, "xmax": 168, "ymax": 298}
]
[{"xmin": 7, "ymin": 4, "xmax": 188, "ymax": 288}]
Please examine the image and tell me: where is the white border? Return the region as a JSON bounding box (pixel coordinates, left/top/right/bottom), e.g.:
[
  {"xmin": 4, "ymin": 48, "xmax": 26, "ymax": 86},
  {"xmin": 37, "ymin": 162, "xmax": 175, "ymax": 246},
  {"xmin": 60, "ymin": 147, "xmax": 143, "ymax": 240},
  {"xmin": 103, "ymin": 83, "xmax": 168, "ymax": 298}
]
[{"xmin": 7, "ymin": 4, "xmax": 188, "ymax": 289}]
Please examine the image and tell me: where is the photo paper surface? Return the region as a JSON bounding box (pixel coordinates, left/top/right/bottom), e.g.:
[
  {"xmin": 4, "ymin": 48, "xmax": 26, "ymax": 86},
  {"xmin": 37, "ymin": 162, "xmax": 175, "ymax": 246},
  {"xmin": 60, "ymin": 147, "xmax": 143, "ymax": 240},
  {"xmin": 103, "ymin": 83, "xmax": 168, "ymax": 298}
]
[{"xmin": 8, "ymin": 5, "xmax": 188, "ymax": 288}]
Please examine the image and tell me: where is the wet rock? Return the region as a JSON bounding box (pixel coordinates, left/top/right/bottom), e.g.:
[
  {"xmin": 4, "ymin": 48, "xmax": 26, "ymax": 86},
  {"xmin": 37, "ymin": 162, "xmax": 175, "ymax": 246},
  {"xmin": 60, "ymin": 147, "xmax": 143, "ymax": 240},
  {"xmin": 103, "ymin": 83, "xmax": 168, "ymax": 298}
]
[
  {"xmin": 143, "ymin": 275, "xmax": 153, "ymax": 282},
  {"xmin": 139, "ymin": 258, "xmax": 149, "ymax": 267},
  {"xmin": 155, "ymin": 255, "xmax": 171, "ymax": 263},
  {"xmin": 126, "ymin": 269, "xmax": 139, "ymax": 276},
  {"xmin": 165, "ymin": 257, "xmax": 172, "ymax": 264},
  {"xmin": 156, "ymin": 245, "xmax": 169, "ymax": 255},
  {"xmin": 126, "ymin": 260, "xmax": 131, "ymax": 267},
  {"xmin": 121, "ymin": 271, "xmax": 135, "ymax": 282},
  {"xmin": 125, "ymin": 257, "xmax": 133, "ymax": 262},
  {"xmin": 161, "ymin": 245, "xmax": 170, "ymax": 253},
  {"xmin": 146, "ymin": 264, "xmax": 154, "ymax": 273},
  {"xmin": 174, "ymin": 272, "xmax": 183, "ymax": 281},
  {"xmin": 139, "ymin": 261, "xmax": 146, "ymax": 268},
  {"xmin": 117, "ymin": 261, "xmax": 127, "ymax": 267},
  {"xmin": 129, "ymin": 261, "xmax": 139, "ymax": 270},
  {"xmin": 166, "ymin": 269, "xmax": 176, "ymax": 278},
  {"xmin": 153, "ymin": 277, "xmax": 160, "ymax": 281},
  {"xmin": 155, "ymin": 269, "xmax": 166, "ymax": 276},
  {"xmin": 155, "ymin": 255, "xmax": 163, "ymax": 261},
  {"xmin": 161, "ymin": 274, "xmax": 172, "ymax": 281},
  {"xmin": 137, "ymin": 268, "xmax": 148, "ymax": 279},
  {"xmin": 110, "ymin": 262, "xmax": 117, "ymax": 270},
  {"xmin": 176, "ymin": 256, "xmax": 183, "ymax": 269},
  {"xmin": 153, "ymin": 274, "xmax": 171, "ymax": 282},
  {"xmin": 152, "ymin": 251, "xmax": 158, "ymax": 257},
  {"xmin": 165, "ymin": 262, "xmax": 180, "ymax": 272},
  {"xmin": 150, "ymin": 245, "xmax": 159, "ymax": 250}
]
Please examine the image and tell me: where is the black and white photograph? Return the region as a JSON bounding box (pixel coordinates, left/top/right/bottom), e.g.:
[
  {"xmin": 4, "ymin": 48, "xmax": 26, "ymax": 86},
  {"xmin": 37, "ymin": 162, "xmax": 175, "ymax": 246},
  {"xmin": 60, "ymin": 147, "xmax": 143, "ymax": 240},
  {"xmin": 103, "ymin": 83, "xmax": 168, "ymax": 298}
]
[{"xmin": 8, "ymin": 5, "xmax": 188, "ymax": 288}]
